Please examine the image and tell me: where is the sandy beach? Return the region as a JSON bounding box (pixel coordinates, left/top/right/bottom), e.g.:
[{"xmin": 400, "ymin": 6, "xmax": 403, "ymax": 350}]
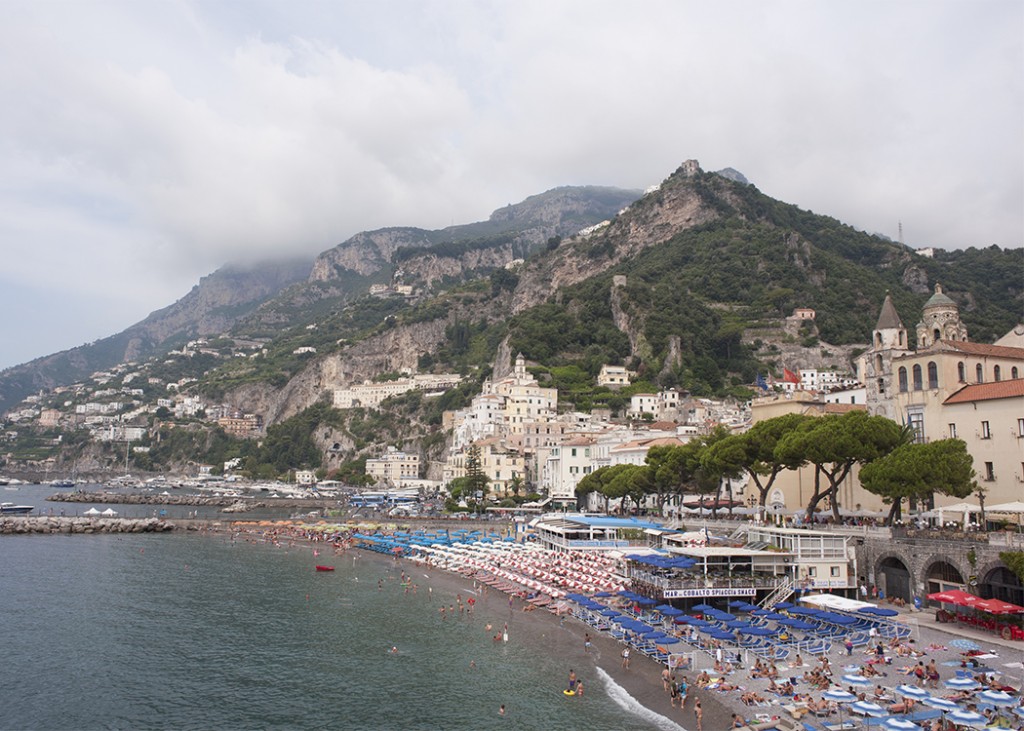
[{"xmin": 228, "ymin": 521, "xmax": 1024, "ymax": 731}]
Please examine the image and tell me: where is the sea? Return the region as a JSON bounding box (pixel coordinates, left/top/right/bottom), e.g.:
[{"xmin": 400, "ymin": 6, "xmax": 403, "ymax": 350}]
[{"xmin": 0, "ymin": 486, "xmax": 682, "ymax": 731}]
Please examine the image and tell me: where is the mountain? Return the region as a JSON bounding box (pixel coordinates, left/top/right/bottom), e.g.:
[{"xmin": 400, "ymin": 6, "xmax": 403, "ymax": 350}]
[
  {"xmin": 0, "ymin": 186, "xmax": 641, "ymax": 414},
  {"xmin": 0, "ymin": 259, "xmax": 313, "ymax": 414},
  {"xmin": 199, "ymin": 160, "xmax": 1020, "ymax": 430}
]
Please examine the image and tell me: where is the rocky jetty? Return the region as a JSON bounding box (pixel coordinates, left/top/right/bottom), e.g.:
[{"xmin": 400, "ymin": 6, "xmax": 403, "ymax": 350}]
[
  {"xmin": 0, "ymin": 516, "xmax": 176, "ymax": 535},
  {"xmin": 47, "ymin": 491, "xmax": 268, "ymax": 509}
]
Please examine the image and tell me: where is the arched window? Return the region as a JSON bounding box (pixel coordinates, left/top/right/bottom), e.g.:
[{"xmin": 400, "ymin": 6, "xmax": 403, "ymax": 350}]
[
  {"xmin": 876, "ymin": 333, "xmax": 883, "ymax": 347},
  {"xmin": 1013, "ymin": 367, "xmax": 1020, "ymax": 379},
  {"xmin": 933, "ymin": 328, "xmax": 941, "ymax": 343},
  {"xmin": 912, "ymin": 364, "xmax": 923, "ymax": 390},
  {"xmin": 898, "ymin": 367, "xmax": 908, "ymax": 392},
  {"xmin": 976, "ymin": 364, "xmax": 984, "ymax": 383},
  {"xmin": 958, "ymin": 362, "xmax": 966, "ymax": 382},
  {"xmin": 927, "ymin": 362, "xmax": 939, "ymax": 389},
  {"xmin": 899, "ymin": 332, "xmax": 905, "ymax": 346},
  {"xmin": 994, "ymin": 365, "xmax": 1002, "ymax": 382},
  {"xmin": 875, "ymin": 355, "xmax": 884, "ymax": 372}
]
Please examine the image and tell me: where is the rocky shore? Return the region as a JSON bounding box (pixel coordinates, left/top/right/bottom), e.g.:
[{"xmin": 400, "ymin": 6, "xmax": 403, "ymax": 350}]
[{"xmin": 0, "ymin": 516, "xmax": 176, "ymax": 534}]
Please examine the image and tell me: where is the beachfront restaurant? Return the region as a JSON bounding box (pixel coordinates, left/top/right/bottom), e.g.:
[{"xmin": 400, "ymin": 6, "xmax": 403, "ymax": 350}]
[
  {"xmin": 624, "ymin": 525, "xmax": 858, "ymax": 605},
  {"xmin": 530, "ymin": 514, "xmax": 662, "ymax": 554}
]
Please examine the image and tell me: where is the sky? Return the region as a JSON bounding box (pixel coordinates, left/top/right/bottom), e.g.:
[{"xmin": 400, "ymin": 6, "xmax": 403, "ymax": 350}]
[{"xmin": 1, "ymin": 1, "xmax": 1021, "ymax": 370}]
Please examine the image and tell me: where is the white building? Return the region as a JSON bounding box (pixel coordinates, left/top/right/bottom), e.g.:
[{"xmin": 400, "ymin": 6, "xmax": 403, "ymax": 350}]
[{"xmin": 365, "ymin": 447, "xmax": 420, "ymax": 486}]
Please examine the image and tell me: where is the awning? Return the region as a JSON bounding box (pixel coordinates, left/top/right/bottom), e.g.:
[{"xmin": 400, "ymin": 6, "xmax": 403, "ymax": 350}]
[{"xmin": 927, "ymin": 589, "xmax": 982, "ymax": 607}]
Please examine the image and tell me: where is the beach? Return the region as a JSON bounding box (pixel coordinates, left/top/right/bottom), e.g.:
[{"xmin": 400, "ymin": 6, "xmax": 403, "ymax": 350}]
[{"xmin": 249, "ymin": 519, "xmax": 1024, "ymax": 731}]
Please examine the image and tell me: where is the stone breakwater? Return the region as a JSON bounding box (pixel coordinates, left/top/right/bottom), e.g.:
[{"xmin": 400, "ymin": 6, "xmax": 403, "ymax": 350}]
[
  {"xmin": 46, "ymin": 491, "xmax": 269, "ymax": 509},
  {"xmin": 0, "ymin": 516, "xmax": 176, "ymax": 535}
]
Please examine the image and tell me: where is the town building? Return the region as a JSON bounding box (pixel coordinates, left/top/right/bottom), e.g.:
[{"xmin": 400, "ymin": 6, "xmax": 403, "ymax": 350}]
[{"xmin": 365, "ymin": 447, "xmax": 420, "ymax": 486}]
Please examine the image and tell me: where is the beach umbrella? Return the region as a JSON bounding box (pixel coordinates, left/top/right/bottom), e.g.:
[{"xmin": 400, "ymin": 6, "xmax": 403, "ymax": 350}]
[
  {"xmin": 850, "ymin": 700, "xmax": 887, "ymax": 717},
  {"xmin": 949, "ymin": 639, "xmax": 982, "ymax": 652},
  {"xmin": 656, "ymin": 636, "xmax": 681, "ymax": 645},
  {"xmin": 599, "ymin": 609, "xmax": 621, "ymax": 617},
  {"xmin": 692, "ymin": 604, "xmax": 715, "ymax": 612},
  {"xmin": 894, "ymin": 685, "xmax": 930, "ymax": 701},
  {"xmin": 841, "ymin": 674, "xmax": 873, "ymax": 688},
  {"xmin": 774, "ymin": 602, "xmax": 793, "ymax": 609},
  {"xmin": 823, "ymin": 689, "xmax": 857, "ymax": 704},
  {"xmin": 881, "ymin": 719, "xmax": 921, "ymax": 731},
  {"xmin": 978, "ymin": 689, "xmax": 1016, "ymax": 706},
  {"xmin": 944, "ymin": 677, "xmax": 981, "ymax": 690},
  {"xmin": 1013, "ymin": 707, "xmax": 1024, "ymax": 720},
  {"xmin": 946, "ymin": 710, "xmax": 987, "ymax": 728},
  {"xmin": 922, "ymin": 696, "xmax": 960, "ymax": 712}
]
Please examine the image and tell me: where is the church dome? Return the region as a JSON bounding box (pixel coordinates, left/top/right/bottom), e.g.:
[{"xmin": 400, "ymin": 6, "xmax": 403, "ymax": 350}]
[{"xmin": 923, "ymin": 283, "xmax": 955, "ymax": 310}]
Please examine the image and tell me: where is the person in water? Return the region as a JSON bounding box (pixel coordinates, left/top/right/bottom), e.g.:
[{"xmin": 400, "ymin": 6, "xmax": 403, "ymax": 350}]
[{"xmin": 567, "ymin": 669, "xmax": 577, "ymax": 693}]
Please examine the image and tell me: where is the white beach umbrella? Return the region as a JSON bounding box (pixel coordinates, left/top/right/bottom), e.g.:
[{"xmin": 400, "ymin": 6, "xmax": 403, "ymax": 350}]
[
  {"xmin": 894, "ymin": 684, "xmax": 930, "ymax": 701},
  {"xmin": 946, "ymin": 709, "xmax": 988, "ymax": 728},
  {"xmin": 841, "ymin": 674, "xmax": 873, "ymax": 688},
  {"xmin": 921, "ymin": 696, "xmax": 960, "ymax": 712},
  {"xmin": 850, "ymin": 700, "xmax": 886, "ymax": 717},
  {"xmin": 880, "ymin": 718, "xmax": 921, "ymax": 731},
  {"xmin": 978, "ymin": 689, "xmax": 1016, "ymax": 706},
  {"xmin": 83, "ymin": 507, "xmax": 101, "ymax": 516},
  {"xmin": 944, "ymin": 677, "xmax": 981, "ymax": 690}
]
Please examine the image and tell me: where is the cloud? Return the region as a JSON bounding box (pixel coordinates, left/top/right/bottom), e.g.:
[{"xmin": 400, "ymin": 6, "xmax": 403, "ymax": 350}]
[{"xmin": 0, "ymin": 0, "xmax": 1021, "ymax": 369}]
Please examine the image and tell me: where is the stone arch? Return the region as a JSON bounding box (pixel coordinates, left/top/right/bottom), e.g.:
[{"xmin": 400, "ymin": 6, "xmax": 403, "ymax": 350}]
[
  {"xmin": 978, "ymin": 559, "xmax": 1024, "ymax": 606},
  {"xmin": 875, "ymin": 552, "xmax": 913, "ymax": 603},
  {"xmin": 921, "ymin": 556, "xmax": 966, "ymax": 597}
]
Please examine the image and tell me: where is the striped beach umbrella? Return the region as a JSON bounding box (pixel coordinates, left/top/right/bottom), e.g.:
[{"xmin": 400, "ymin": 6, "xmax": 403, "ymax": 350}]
[
  {"xmin": 978, "ymin": 689, "xmax": 1016, "ymax": 706},
  {"xmin": 850, "ymin": 700, "xmax": 886, "ymax": 717},
  {"xmin": 881, "ymin": 719, "xmax": 921, "ymax": 731},
  {"xmin": 894, "ymin": 684, "xmax": 930, "ymax": 701},
  {"xmin": 946, "ymin": 709, "xmax": 987, "ymax": 728},
  {"xmin": 921, "ymin": 696, "xmax": 960, "ymax": 712},
  {"xmin": 943, "ymin": 677, "xmax": 980, "ymax": 690},
  {"xmin": 841, "ymin": 674, "xmax": 873, "ymax": 688},
  {"xmin": 822, "ymin": 689, "xmax": 857, "ymax": 704}
]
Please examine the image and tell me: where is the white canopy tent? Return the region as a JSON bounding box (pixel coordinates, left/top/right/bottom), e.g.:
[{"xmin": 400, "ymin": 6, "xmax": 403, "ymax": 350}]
[{"xmin": 83, "ymin": 507, "xmax": 101, "ymax": 516}]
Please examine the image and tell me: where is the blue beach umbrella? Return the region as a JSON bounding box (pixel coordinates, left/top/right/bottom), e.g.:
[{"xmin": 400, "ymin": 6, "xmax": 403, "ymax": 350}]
[
  {"xmin": 859, "ymin": 606, "xmax": 899, "ymax": 617},
  {"xmin": 894, "ymin": 685, "xmax": 930, "ymax": 701},
  {"xmin": 599, "ymin": 609, "xmax": 621, "ymax": 617},
  {"xmin": 850, "ymin": 700, "xmax": 886, "ymax": 717},
  {"xmin": 978, "ymin": 689, "xmax": 1016, "ymax": 706},
  {"xmin": 692, "ymin": 603, "xmax": 715, "ymax": 612},
  {"xmin": 943, "ymin": 677, "xmax": 980, "ymax": 690},
  {"xmin": 657, "ymin": 636, "xmax": 681, "ymax": 645},
  {"xmin": 822, "ymin": 689, "xmax": 857, "ymax": 704},
  {"xmin": 881, "ymin": 719, "xmax": 921, "ymax": 731},
  {"xmin": 1014, "ymin": 707, "xmax": 1024, "ymax": 720},
  {"xmin": 946, "ymin": 710, "xmax": 987, "ymax": 728},
  {"xmin": 921, "ymin": 696, "xmax": 960, "ymax": 712}
]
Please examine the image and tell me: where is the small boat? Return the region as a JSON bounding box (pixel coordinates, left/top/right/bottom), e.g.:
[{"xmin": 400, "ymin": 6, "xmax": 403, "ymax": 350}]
[
  {"xmin": 0, "ymin": 502, "xmax": 34, "ymax": 515},
  {"xmin": 315, "ymin": 565, "xmax": 335, "ymax": 572}
]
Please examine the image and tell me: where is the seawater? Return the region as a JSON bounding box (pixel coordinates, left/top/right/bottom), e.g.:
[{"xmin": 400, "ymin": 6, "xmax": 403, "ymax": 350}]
[{"xmin": 0, "ymin": 529, "xmax": 678, "ymax": 731}]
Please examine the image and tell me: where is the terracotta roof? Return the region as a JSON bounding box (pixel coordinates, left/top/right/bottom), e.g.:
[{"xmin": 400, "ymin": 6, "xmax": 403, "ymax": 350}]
[
  {"xmin": 944, "ymin": 378, "xmax": 1024, "ymax": 404},
  {"xmin": 823, "ymin": 403, "xmax": 866, "ymax": 414},
  {"xmin": 937, "ymin": 340, "xmax": 1024, "ymax": 360},
  {"xmin": 561, "ymin": 436, "xmax": 596, "ymax": 447}
]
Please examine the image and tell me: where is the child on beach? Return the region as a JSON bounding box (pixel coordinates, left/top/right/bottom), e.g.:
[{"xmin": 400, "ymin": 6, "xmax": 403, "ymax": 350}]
[{"xmin": 693, "ymin": 698, "xmax": 703, "ymax": 731}]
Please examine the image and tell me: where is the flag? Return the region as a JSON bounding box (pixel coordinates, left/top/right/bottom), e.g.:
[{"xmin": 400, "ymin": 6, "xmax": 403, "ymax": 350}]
[
  {"xmin": 783, "ymin": 368, "xmax": 801, "ymax": 384},
  {"xmin": 756, "ymin": 374, "xmax": 769, "ymax": 391}
]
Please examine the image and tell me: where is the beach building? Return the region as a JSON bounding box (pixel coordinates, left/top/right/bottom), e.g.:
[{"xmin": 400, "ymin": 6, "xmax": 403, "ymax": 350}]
[{"xmin": 531, "ymin": 513, "xmax": 661, "ymax": 553}]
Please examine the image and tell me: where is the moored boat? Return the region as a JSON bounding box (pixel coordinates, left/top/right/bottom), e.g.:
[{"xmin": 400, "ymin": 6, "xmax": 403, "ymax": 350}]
[{"xmin": 0, "ymin": 503, "xmax": 34, "ymax": 515}]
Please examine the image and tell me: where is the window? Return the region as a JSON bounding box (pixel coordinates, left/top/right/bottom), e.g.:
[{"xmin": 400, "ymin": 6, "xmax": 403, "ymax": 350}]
[
  {"xmin": 807, "ymin": 567, "xmax": 817, "ymax": 577},
  {"xmin": 994, "ymin": 365, "xmax": 1002, "ymax": 382},
  {"xmin": 981, "ymin": 421, "xmax": 991, "ymax": 439},
  {"xmin": 912, "ymin": 364, "xmax": 923, "ymax": 390},
  {"xmin": 1013, "ymin": 367, "xmax": 1020, "ymax": 379},
  {"xmin": 908, "ymin": 411, "xmax": 925, "ymax": 443},
  {"xmin": 1019, "ymin": 418, "xmax": 1024, "ymax": 437},
  {"xmin": 976, "ymin": 364, "xmax": 984, "ymax": 383},
  {"xmin": 898, "ymin": 367, "xmax": 908, "ymax": 393},
  {"xmin": 949, "ymin": 423, "xmax": 958, "ymax": 439},
  {"xmin": 927, "ymin": 362, "xmax": 939, "ymax": 389},
  {"xmin": 570, "ymin": 448, "xmax": 577, "ymax": 457},
  {"xmin": 830, "ymin": 566, "xmax": 841, "ymax": 577},
  {"xmin": 958, "ymin": 362, "xmax": 966, "ymax": 382},
  {"xmin": 985, "ymin": 462, "xmax": 995, "ymax": 481}
]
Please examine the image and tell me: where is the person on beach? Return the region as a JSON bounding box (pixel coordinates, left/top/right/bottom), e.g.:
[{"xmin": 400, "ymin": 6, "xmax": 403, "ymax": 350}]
[
  {"xmin": 584, "ymin": 633, "xmax": 592, "ymax": 653},
  {"xmin": 669, "ymin": 676, "xmax": 680, "ymax": 708},
  {"xmin": 575, "ymin": 680, "xmax": 583, "ymax": 698},
  {"xmin": 693, "ymin": 698, "xmax": 703, "ymax": 731},
  {"xmin": 662, "ymin": 667, "xmax": 671, "ymax": 692},
  {"xmin": 678, "ymin": 676, "xmax": 688, "ymax": 709},
  {"xmin": 621, "ymin": 647, "xmax": 630, "ymax": 669}
]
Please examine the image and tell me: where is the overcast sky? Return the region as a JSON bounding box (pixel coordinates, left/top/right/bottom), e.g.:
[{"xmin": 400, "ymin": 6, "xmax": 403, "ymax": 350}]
[{"xmin": 1, "ymin": 1, "xmax": 1021, "ymax": 370}]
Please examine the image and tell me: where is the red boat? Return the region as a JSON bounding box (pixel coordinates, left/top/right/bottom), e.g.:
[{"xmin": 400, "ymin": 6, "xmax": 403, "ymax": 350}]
[{"xmin": 315, "ymin": 565, "xmax": 335, "ymax": 572}]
